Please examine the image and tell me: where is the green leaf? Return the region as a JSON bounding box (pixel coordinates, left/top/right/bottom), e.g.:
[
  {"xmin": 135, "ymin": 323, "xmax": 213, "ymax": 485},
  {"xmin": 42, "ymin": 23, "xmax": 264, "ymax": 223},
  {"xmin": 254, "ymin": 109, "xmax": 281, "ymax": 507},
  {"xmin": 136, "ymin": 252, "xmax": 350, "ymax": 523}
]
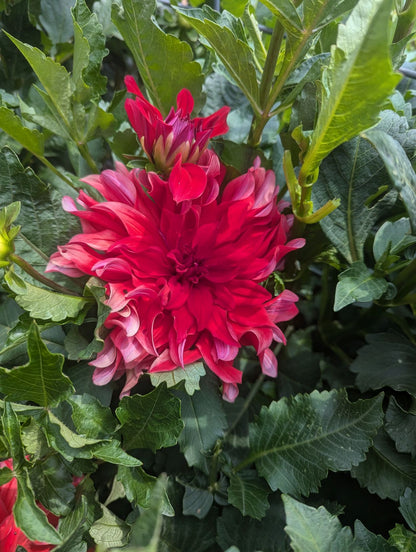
[
  {"xmin": 127, "ymin": 474, "xmax": 170, "ymax": 549},
  {"xmin": 245, "ymin": 389, "xmax": 383, "ymax": 496},
  {"xmin": 117, "ymin": 465, "xmax": 173, "ymax": 514},
  {"xmin": 217, "ymin": 494, "xmax": 289, "ymax": 552},
  {"xmin": 182, "ymin": 484, "xmax": 213, "ymax": 520},
  {"xmin": 228, "ymin": 470, "xmax": 270, "ymax": 520},
  {"xmin": 362, "ymin": 128, "xmax": 416, "ymax": 232},
  {"xmin": 389, "ymin": 524, "xmax": 416, "ymax": 551},
  {"xmin": 299, "ymin": 0, "xmax": 400, "ymax": 183},
  {"xmin": 2, "ymin": 400, "xmax": 26, "ymax": 468},
  {"xmin": 176, "ymin": 6, "xmax": 260, "ymax": 112},
  {"xmin": 373, "ymin": 218, "xmax": 416, "ymax": 262},
  {"xmin": 0, "ymin": 323, "xmax": 73, "ymax": 407},
  {"xmin": 69, "ymin": 393, "xmax": 117, "ymax": 439},
  {"xmin": 351, "ymin": 430, "xmax": 416, "ymax": 500},
  {"xmin": 386, "ymin": 397, "xmax": 416, "ymax": 458},
  {"xmin": 283, "ymin": 495, "xmax": 394, "ymax": 552},
  {"xmin": 72, "ymin": 0, "xmax": 108, "ymax": 99},
  {"xmin": 112, "ymin": 0, "xmax": 203, "ymax": 116},
  {"xmin": 89, "ymin": 505, "xmax": 129, "ymax": 548},
  {"xmin": 28, "ymin": 0, "xmax": 76, "ymax": 45},
  {"xmin": 14, "ymin": 467, "xmax": 63, "ymax": 545},
  {"xmin": 5, "ymin": 31, "xmax": 74, "ymax": 129},
  {"xmin": 175, "ymin": 374, "xmax": 227, "ymax": 474},
  {"xmin": 53, "ymin": 495, "xmax": 90, "ymax": 552},
  {"xmin": 5, "ymin": 271, "xmax": 88, "ymax": 322},
  {"xmin": 0, "ymin": 106, "xmax": 45, "ymax": 156},
  {"xmin": 0, "ymin": 466, "xmax": 13, "ymax": 485},
  {"xmin": 0, "ymin": 146, "xmax": 80, "ymax": 267},
  {"xmin": 399, "ymin": 488, "xmax": 416, "ymax": 531},
  {"xmin": 334, "ymin": 261, "xmax": 388, "ymax": 311},
  {"xmin": 150, "ymin": 362, "xmax": 205, "ymax": 395},
  {"xmin": 46, "ymin": 410, "xmax": 103, "ymax": 450},
  {"xmin": 257, "ymin": 0, "xmax": 302, "ymax": 35},
  {"xmin": 92, "ymin": 441, "xmax": 142, "ymax": 467},
  {"xmin": 283, "ymin": 494, "xmax": 354, "ymax": 551},
  {"xmin": 116, "ymin": 384, "xmax": 183, "ymax": 451},
  {"xmin": 350, "ymin": 331, "xmax": 416, "ymax": 396},
  {"xmin": 312, "ymin": 136, "xmax": 397, "ymax": 264}
]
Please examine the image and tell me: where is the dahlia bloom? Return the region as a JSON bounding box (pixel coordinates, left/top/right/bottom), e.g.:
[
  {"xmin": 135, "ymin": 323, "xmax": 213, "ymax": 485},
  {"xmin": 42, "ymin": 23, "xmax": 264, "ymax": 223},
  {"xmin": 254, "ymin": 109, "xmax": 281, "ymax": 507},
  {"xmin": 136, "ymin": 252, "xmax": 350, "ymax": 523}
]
[
  {"xmin": 0, "ymin": 459, "xmax": 57, "ymax": 551},
  {"xmin": 47, "ymin": 154, "xmax": 304, "ymax": 400},
  {"xmin": 124, "ymin": 76, "xmax": 230, "ymax": 171}
]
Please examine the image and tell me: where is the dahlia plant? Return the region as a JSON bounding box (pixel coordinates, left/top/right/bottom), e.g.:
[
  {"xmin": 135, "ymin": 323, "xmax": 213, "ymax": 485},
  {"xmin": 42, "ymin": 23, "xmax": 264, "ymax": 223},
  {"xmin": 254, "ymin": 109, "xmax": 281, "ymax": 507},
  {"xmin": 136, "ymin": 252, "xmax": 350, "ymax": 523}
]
[{"xmin": 0, "ymin": 0, "xmax": 416, "ymax": 551}]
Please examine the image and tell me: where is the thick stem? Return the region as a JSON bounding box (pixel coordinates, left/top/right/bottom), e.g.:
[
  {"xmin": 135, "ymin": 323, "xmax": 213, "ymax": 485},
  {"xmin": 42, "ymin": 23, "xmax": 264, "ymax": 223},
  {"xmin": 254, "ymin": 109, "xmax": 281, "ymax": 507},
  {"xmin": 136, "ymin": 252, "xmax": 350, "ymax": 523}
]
[
  {"xmin": 10, "ymin": 254, "xmax": 81, "ymax": 296},
  {"xmin": 38, "ymin": 156, "xmax": 77, "ymax": 190},
  {"xmin": 259, "ymin": 23, "xmax": 285, "ymax": 108},
  {"xmin": 78, "ymin": 143, "xmax": 99, "ymax": 173}
]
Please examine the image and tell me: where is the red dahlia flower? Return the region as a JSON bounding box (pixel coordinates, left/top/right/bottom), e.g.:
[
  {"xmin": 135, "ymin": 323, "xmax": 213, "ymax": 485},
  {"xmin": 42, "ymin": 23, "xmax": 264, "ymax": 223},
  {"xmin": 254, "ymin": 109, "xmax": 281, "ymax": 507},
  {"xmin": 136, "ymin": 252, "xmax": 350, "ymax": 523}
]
[
  {"xmin": 124, "ymin": 76, "xmax": 230, "ymax": 172},
  {"xmin": 47, "ymin": 155, "xmax": 304, "ymax": 401},
  {"xmin": 0, "ymin": 459, "xmax": 57, "ymax": 551}
]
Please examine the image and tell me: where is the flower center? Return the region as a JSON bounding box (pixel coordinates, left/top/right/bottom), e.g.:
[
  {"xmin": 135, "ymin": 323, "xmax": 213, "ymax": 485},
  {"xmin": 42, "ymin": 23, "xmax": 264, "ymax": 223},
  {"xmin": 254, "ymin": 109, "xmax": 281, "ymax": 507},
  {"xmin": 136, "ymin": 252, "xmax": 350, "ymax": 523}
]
[{"xmin": 167, "ymin": 247, "xmax": 207, "ymax": 285}]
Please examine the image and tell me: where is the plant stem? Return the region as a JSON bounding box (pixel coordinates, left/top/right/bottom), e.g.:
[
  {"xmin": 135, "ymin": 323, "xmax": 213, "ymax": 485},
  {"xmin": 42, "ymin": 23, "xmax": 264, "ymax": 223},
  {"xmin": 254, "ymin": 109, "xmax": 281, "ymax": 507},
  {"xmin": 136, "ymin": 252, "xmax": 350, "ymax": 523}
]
[
  {"xmin": 10, "ymin": 254, "xmax": 81, "ymax": 296},
  {"xmin": 78, "ymin": 143, "xmax": 99, "ymax": 173},
  {"xmin": 38, "ymin": 155, "xmax": 77, "ymax": 190},
  {"xmin": 259, "ymin": 23, "xmax": 285, "ymax": 108}
]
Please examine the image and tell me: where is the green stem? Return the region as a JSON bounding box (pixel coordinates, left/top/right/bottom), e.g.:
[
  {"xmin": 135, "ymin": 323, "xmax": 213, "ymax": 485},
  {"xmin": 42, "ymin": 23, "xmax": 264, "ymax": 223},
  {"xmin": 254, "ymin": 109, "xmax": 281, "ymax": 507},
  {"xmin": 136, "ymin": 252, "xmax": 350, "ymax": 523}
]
[
  {"xmin": 38, "ymin": 155, "xmax": 77, "ymax": 190},
  {"xmin": 259, "ymin": 23, "xmax": 285, "ymax": 108},
  {"xmin": 10, "ymin": 254, "xmax": 81, "ymax": 296},
  {"xmin": 78, "ymin": 143, "xmax": 99, "ymax": 173}
]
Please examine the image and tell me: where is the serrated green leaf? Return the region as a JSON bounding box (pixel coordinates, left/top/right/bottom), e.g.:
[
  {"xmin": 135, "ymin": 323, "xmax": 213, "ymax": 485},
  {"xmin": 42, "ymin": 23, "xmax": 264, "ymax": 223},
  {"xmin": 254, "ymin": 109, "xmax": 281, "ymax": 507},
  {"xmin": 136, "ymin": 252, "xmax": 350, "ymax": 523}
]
[
  {"xmin": 69, "ymin": 393, "xmax": 117, "ymax": 439},
  {"xmin": 283, "ymin": 494, "xmax": 354, "ymax": 551},
  {"xmin": 351, "ymin": 430, "xmax": 416, "ymax": 500},
  {"xmin": 244, "ymin": 390, "xmax": 383, "ymax": 496},
  {"xmin": 176, "ymin": 6, "xmax": 260, "ymax": 112},
  {"xmin": 116, "ymin": 384, "xmax": 183, "ymax": 452},
  {"xmin": 386, "ymin": 397, "xmax": 416, "ymax": 458},
  {"xmin": 334, "ymin": 261, "xmax": 388, "ymax": 311},
  {"xmin": 28, "ymin": 0, "xmax": 76, "ymax": 45},
  {"xmin": 362, "ymin": 128, "xmax": 416, "ymax": 232},
  {"xmin": 353, "ymin": 520, "xmax": 397, "ymax": 551},
  {"xmin": 257, "ymin": 0, "xmax": 302, "ymax": 35},
  {"xmin": 150, "ymin": 362, "xmax": 205, "ymax": 395},
  {"xmin": 300, "ymin": 0, "xmax": 400, "ymax": 183},
  {"xmin": 228, "ymin": 470, "xmax": 270, "ymax": 520},
  {"xmin": 117, "ymin": 465, "xmax": 173, "ymax": 514},
  {"xmin": 389, "ymin": 524, "xmax": 416, "ymax": 551},
  {"xmin": 5, "ymin": 271, "xmax": 88, "ymax": 322},
  {"xmin": 399, "ymin": 488, "xmax": 416, "ymax": 531},
  {"xmin": 0, "ymin": 106, "xmax": 45, "ymax": 156},
  {"xmin": 350, "ymin": 332, "xmax": 416, "ymax": 396},
  {"xmin": 5, "ymin": 31, "xmax": 74, "ymax": 129},
  {"xmin": 175, "ymin": 374, "xmax": 227, "ymax": 474},
  {"xmin": 112, "ymin": 0, "xmax": 203, "ymax": 116},
  {"xmin": 47, "ymin": 411, "xmax": 103, "ymax": 449},
  {"xmin": 313, "ymin": 135, "xmax": 397, "ymax": 264},
  {"xmin": 72, "ymin": 0, "xmax": 108, "ymax": 100},
  {"xmin": 0, "ymin": 323, "xmax": 73, "ymax": 407},
  {"xmin": 90, "ymin": 505, "xmax": 129, "ymax": 548}
]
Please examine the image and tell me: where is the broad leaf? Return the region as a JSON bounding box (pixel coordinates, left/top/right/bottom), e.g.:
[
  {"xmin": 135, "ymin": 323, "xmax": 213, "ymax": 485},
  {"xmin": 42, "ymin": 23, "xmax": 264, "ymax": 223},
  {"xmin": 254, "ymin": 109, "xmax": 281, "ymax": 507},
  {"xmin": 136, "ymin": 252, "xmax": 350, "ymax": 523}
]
[
  {"xmin": 351, "ymin": 430, "xmax": 416, "ymax": 500},
  {"xmin": 373, "ymin": 218, "xmax": 416, "ymax": 262},
  {"xmin": 182, "ymin": 484, "xmax": 213, "ymax": 519},
  {"xmin": 313, "ymin": 136, "xmax": 397, "ymax": 264},
  {"xmin": 117, "ymin": 465, "xmax": 173, "ymax": 514},
  {"xmin": 150, "ymin": 362, "xmax": 205, "ymax": 395},
  {"xmin": 69, "ymin": 393, "xmax": 117, "ymax": 439},
  {"xmin": 299, "ymin": 0, "xmax": 400, "ymax": 183},
  {"xmin": 362, "ymin": 128, "xmax": 416, "ymax": 231},
  {"xmin": 92, "ymin": 441, "xmax": 142, "ymax": 467},
  {"xmin": 0, "ymin": 106, "xmax": 45, "ymax": 156},
  {"xmin": 334, "ymin": 261, "xmax": 388, "ymax": 311},
  {"xmin": 176, "ymin": 6, "xmax": 260, "ymax": 112},
  {"xmin": 28, "ymin": 0, "xmax": 76, "ymax": 45},
  {"xmin": 5, "ymin": 271, "xmax": 88, "ymax": 322},
  {"xmin": 244, "ymin": 389, "xmax": 383, "ymax": 496},
  {"xmin": 389, "ymin": 524, "xmax": 416, "ymax": 551},
  {"xmin": 0, "ymin": 323, "xmax": 73, "ymax": 407},
  {"xmin": 112, "ymin": 0, "xmax": 203, "ymax": 115},
  {"xmin": 89, "ymin": 505, "xmax": 129, "ymax": 548},
  {"xmin": 175, "ymin": 374, "xmax": 227, "ymax": 474},
  {"xmin": 399, "ymin": 488, "xmax": 416, "ymax": 531},
  {"xmin": 116, "ymin": 384, "xmax": 183, "ymax": 451},
  {"xmin": 228, "ymin": 470, "xmax": 270, "ymax": 520},
  {"xmin": 354, "ymin": 520, "xmax": 397, "ymax": 551},
  {"xmin": 350, "ymin": 331, "xmax": 416, "ymax": 396},
  {"xmin": 5, "ymin": 32, "xmax": 74, "ymax": 129},
  {"xmin": 257, "ymin": 0, "xmax": 302, "ymax": 36},
  {"xmin": 386, "ymin": 397, "xmax": 416, "ymax": 458}
]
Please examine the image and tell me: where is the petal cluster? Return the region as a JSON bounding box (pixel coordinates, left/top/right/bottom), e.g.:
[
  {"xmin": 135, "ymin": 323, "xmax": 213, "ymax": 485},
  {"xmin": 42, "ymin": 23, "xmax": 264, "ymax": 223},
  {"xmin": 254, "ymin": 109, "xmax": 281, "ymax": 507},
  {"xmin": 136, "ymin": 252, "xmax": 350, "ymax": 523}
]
[{"xmin": 47, "ymin": 83, "xmax": 304, "ymax": 400}]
